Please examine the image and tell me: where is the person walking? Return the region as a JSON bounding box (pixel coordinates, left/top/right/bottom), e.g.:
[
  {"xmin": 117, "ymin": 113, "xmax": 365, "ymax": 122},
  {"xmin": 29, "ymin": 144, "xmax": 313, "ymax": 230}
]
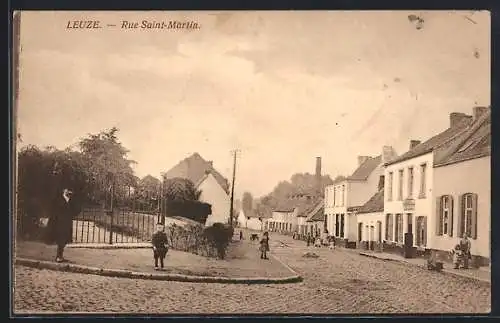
[
  {"xmin": 45, "ymin": 188, "xmax": 81, "ymax": 262},
  {"xmin": 259, "ymin": 231, "xmax": 270, "ymax": 259}
]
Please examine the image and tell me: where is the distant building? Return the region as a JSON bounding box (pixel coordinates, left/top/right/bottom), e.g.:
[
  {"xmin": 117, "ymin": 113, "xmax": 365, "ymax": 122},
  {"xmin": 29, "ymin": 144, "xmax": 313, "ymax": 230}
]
[
  {"xmin": 324, "ymin": 146, "xmax": 397, "ymax": 247},
  {"xmin": 356, "ymin": 189, "xmax": 384, "ymax": 250},
  {"xmin": 237, "ymin": 209, "xmax": 269, "ymax": 231},
  {"xmin": 164, "ymin": 153, "xmax": 231, "ymax": 226}
]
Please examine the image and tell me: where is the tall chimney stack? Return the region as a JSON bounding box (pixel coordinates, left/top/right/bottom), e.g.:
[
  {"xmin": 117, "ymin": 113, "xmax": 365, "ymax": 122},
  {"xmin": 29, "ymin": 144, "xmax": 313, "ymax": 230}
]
[{"xmin": 315, "ymin": 157, "xmax": 322, "ymax": 192}]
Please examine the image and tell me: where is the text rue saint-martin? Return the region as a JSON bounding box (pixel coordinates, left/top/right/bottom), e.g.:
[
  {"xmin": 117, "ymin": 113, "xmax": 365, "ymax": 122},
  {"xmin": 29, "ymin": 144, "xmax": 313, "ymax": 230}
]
[{"xmin": 66, "ymin": 20, "xmax": 200, "ymax": 30}]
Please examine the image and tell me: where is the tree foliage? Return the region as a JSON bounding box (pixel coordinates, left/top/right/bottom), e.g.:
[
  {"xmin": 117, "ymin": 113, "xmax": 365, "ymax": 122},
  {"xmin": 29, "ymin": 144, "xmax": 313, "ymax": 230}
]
[
  {"xmin": 78, "ymin": 127, "xmax": 136, "ymax": 202},
  {"xmin": 241, "ymin": 192, "xmax": 253, "ymax": 214},
  {"xmin": 257, "ymin": 173, "xmax": 334, "ymax": 212},
  {"xmin": 162, "ymin": 177, "xmax": 202, "ymax": 202}
]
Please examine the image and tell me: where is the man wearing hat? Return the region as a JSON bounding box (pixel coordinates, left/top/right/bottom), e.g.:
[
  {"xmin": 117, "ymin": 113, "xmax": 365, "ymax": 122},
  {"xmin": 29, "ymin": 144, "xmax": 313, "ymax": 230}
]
[{"xmin": 46, "ymin": 187, "xmax": 81, "ymax": 262}]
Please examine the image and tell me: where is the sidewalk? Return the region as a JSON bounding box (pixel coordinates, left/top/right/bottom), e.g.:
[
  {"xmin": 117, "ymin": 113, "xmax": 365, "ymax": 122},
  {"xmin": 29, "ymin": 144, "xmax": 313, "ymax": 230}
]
[
  {"xmin": 357, "ymin": 250, "xmax": 491, "ymax": 284},
  {"xmin": 14, "ymin": 240, "xmax": 300, "ymax": 284}
]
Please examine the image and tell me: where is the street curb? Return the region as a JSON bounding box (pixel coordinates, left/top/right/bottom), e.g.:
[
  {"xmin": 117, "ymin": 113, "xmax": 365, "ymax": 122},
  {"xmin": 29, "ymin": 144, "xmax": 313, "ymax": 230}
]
[
  {"xmin": 269, "ymin": 253, "xmax": 302, "ymax": 281},
  {"xmin": 358, "ymin": 252, "xmax": 491, "ymax": 284},
  {"xmin": 66, "ymin": 243, "xmax": 151, "ymax": 249},
  {"xmin": 15, "ymin": 258, "xmax": 302, "ymax": 285}
]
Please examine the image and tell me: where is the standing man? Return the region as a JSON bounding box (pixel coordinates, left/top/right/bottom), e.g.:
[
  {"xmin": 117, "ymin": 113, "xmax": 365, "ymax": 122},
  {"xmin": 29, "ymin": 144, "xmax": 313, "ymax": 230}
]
[
  {"xmin": 459, "ymin": 233, "xmax": 472, "ymax": 269},
  {"xmin": 47, "ymin": 188, "xmax": 81, "ymax": 262}
]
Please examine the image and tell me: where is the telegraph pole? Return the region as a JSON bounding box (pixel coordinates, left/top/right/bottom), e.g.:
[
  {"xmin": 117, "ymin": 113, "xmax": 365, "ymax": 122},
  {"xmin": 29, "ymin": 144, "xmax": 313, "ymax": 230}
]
[{"xmin": 229, "ymin": 149, "xmax": 240, "ymax": 228}]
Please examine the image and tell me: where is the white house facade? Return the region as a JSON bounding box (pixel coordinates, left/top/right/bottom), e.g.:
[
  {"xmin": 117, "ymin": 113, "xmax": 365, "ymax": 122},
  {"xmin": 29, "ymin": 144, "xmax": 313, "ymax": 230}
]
[
  {"xmin": 265, "ymin": 208, "xmax": 298, "ymax": 233},
  {"xmin": 356, "ymin": 189, "xmax": 385, "ymax": 251},
  {"xmin": 325, "ymin": 146, "xmax": 396, "ymax": 246},
  {"xmin": 237, "ymin": 209, "xmax": 266, "ymax": 231},
  {"xmin": 432, "ymin": 107, "xmax": 490, "ymax": 267},
  {"xmin": 197, "ymin": 173, "xmax": 231, "ymax": 226},
  {"xmin": 383, "ymin": 111, "xmax": 474, "ymax": 253}
]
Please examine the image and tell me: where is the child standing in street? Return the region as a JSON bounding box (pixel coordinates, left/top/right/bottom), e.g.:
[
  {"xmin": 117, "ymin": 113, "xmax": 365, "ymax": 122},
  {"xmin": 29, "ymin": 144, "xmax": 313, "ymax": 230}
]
[
  {"xmin": 451, "ymin": 244, "xmax": 463, "ymax": 269},
  {"xmin": 151, "ymin": 222, "xmax": 169, "ymax": 270},
  {"xmin": 259, "ymin": 231, "xmax": 270, "ymax": 259}
]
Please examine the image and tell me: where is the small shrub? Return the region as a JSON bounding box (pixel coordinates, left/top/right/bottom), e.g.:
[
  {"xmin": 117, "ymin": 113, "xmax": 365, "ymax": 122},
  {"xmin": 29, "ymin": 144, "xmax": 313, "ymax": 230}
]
[{"xmin": 164, "ymin": 222, "xmax": 233, "ymax": 259}]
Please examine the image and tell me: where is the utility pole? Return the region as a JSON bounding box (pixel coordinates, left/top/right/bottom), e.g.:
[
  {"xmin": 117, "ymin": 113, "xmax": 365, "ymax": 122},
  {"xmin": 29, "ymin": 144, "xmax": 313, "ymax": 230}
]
[{"xmin": 229, "ymin": 149, "xmax": 240, "ymax": 228}]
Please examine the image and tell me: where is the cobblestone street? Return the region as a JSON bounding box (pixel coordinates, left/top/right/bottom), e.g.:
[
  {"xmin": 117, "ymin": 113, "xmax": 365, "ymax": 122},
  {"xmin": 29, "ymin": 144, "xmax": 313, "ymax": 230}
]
[{"xmin": 13, "ymin": 233, "xmax": 490, "ymax": 314}]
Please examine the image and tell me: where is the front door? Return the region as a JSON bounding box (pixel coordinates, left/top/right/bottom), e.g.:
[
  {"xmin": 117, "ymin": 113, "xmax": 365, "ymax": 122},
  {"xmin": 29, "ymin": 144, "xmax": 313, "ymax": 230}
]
[
  {"xmin": 358, "ymin": 223, "xmax": 363, "ymax": 242},
  {"xmin": 407, "ymin": 214, "xmax": 413, "ymax": 245}
]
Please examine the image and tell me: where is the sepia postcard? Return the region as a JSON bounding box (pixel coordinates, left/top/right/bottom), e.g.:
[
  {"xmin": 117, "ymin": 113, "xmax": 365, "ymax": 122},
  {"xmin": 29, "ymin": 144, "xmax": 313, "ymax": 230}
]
[{"xmin": 12, "ymin": 10, "xmax": 491, "ymax": 315}]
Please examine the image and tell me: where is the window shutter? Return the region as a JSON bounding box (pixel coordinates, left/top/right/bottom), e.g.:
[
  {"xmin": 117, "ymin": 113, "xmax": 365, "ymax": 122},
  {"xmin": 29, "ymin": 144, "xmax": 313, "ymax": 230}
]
[
  {"xmin": 471, "ymin": 193, "xmax": 478, "ymax": 239},
  {"xmin": 457, "ymin": 194, "xmax": 464, "ymax": 237},
  {"xmin": 449, "ymin": 195, "xmax": 454, "ymax": 237},
  {"xmin": 436, "ymin": 197, "xmax": 443, "ymax": 236}
]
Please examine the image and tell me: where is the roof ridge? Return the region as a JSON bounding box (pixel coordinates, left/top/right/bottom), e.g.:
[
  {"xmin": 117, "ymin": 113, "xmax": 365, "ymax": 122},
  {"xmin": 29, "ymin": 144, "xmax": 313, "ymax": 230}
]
[{"xmin": 444, "ymin": 111, "xmax": 491, "ymax": 157}]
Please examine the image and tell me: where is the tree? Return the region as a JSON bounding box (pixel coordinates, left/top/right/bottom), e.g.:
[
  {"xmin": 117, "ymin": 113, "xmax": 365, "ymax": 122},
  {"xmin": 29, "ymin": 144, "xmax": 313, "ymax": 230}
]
[
  {"xmin": 241, "ymin": 192, "xmax": 253, "ymax": 214},
  {"xmin": 78, "ymin": 127, "xmax": 136, "ymax": 206},
  {"xmin": 258, "ymin": 173, "xmax": 334, "ymax": 212},
  {"xmin": 163, "ymin": 177, "xmax": 202, "ymax": 202}
]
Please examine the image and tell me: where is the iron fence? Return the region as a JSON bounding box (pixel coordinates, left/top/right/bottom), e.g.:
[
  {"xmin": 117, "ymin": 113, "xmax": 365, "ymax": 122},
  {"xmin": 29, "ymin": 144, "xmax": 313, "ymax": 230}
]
[{"xmin": 72, "ymin": 207, "xmax": 161, "ymax": 244}]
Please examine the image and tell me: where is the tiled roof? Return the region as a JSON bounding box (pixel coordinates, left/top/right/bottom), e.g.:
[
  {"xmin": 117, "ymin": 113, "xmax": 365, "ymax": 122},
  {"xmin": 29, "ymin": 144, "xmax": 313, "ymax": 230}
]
[
  {"xmin": 348, "ymin": 155, "xmax": 382, "ymax": 181},
  {"xmin": 305, "ymin": 199, "xmax": 325, "ymax": 222},
  {"xmin": 332, "ymin": 176, "xmax": 347, "ymax": 184},
  {"xmin": 357, "ymin": 190, "xmax": 384, "ymax": 214},
  {"xmin": 164, "ymin": 153, "xmax": 230, "ymax": 194},
  {"xmin": 434, "ymin": 110, "xmax": 491, "ymax": 167},
  {"xmin": 385, "ymin": 118, "xmax": 472, "ymax": 166},
  {"xmin": 242, "ymin": 209, "xmax": 269, "ymax": 219},
  {"xmin": 273, "ymin": 195, "xmax": 322, "ymax": 217}
]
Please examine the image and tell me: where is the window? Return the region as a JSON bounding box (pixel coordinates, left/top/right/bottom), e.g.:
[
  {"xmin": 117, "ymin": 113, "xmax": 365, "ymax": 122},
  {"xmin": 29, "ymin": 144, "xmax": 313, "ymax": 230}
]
[
  {"xmin": 416, "ymin": 216, "xmax": 427, "ymax": 247},
  {"xmin": 419, "ymin": 163, "xmax": 427, "ymax": 198},
  {"xmin": 460, "ymin": 193, "xmax": 478, "ymax": 239},
  {"xmin": 334, "ymin": 187, "xmax": 337, "ymax": 206},
  {"xmin": 408, "ymin": 167, "xmax": 414, "ymax": 198},
  {"xmin": 387, "ymin": 172, "xmax": 393, "ymax": 201},
  {"xmin": 341, "ymin": 185, "xmax": 346, "ymax": 206},
  {"xmin": 395, "ymin": 214, "xmax": 403, "ymax": 243},
  {"xmin": 398, "ymin": 170, "xmax": 404, "ymax": 200},
  {"xmin": 335, "ymin": 214, "xmax": 339, "ymax": 236},
  {"xmin": 436, "ymin": 195, "xmax": 453, "ymax": 236},
  {"xmin": 385, "ymin": 214, "xmax": 394, "ymax": 241}
]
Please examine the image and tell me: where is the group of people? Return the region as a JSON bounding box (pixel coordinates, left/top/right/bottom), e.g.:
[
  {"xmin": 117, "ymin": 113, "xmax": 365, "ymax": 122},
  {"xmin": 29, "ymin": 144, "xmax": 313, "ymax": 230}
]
[
  {"xmin": 305, "ymin": 229, "xmax": 335, "ymax": 250},
  {"xmin": 451, "ymin": 234, "xmax": 473, "ymax": 269}
]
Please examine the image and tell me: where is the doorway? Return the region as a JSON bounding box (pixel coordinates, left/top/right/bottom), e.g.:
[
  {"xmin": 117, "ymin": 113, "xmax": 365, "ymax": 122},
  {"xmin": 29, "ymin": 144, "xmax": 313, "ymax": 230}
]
[{"xmin": 407, "ymin": 214, "xmax": 413, "ymax": 245}]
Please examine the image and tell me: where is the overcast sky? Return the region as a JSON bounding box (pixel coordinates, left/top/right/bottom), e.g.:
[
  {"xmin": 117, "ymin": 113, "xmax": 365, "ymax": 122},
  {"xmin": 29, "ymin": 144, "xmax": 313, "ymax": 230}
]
[{"xmin": 16, "ymin": 11, "xmax": 490, "ymax": 198}]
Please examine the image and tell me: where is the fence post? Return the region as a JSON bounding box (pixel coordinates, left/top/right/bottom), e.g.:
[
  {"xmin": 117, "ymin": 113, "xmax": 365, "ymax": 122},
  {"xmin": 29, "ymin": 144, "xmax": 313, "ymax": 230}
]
[{"xmin": 108, "ymin": 181, "xmax": 114, "ymax": 245}]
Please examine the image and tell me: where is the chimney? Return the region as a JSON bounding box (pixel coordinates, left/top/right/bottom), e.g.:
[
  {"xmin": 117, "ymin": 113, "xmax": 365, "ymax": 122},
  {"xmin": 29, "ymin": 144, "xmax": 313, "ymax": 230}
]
[
  {"xmin": 381, "ymin": 146, "xmax": 396, "ymax": 164},
  {"xmin": 450, "ymin": 112, "xmax": 472, "ymax": 128},
  {"xmin": 409, "ymin": 140, "xmax": 421, "ymax": 150},
  {"xmin": 315, "ymin": 157, "xmax": 322, "ymax": 191},
  {"xmin": 473, "ymin": 106, "xmax": 488, "ymax": 121},
  {"xmin": 357, "ymin": 156, "xmax": 370, "ymax": 166},
  {"xmin": 208, "ymin": 160, "xmax": 213, "ymax": 167}
]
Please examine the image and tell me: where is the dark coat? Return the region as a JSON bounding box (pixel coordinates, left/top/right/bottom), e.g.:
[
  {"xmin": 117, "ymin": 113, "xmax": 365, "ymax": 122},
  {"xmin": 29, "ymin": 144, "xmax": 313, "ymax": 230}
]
[
  {"xmin": 152, "ymin": 231, "xmax": 169, "ymax": 257},
  {"xmin": 45, "ymin": 195, "xmax": 81, "ymax": 245}
]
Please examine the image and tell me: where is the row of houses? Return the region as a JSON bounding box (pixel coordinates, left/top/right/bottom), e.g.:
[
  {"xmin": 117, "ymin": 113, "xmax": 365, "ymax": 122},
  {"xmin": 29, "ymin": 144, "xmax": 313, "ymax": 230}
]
[
  {"xmin": 258, "ymin": 106, "xmax": 490, "ymax": 268},
  {"xmin": 163, "ymin": 106, "xmax": 490, "ymax": 268}
]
